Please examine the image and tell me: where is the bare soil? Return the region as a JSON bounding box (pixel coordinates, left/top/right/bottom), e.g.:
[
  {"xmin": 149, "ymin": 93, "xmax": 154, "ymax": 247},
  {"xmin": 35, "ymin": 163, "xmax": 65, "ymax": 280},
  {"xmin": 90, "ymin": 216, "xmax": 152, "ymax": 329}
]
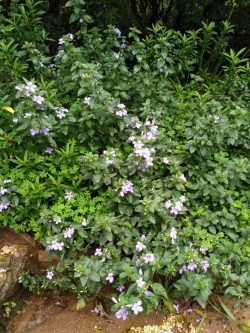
[{"xmin": 6, "ymin": 293, "xmax": 250, "ymax": 333}]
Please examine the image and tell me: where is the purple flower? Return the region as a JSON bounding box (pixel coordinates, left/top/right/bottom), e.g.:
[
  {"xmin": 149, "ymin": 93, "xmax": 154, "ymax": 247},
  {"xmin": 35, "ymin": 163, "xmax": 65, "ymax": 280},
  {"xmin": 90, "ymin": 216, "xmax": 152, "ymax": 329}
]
[
  {"xmin": 106, "ymin": 272, "xmax": 114, "ymax": 283},
  {"xmin": 64, "ymin": 227, "xmax": 75, "ymax": 239},
  {"xmin": 55, "ymin": 50, "xmax": 65, "ymax": 59},
  {"xmin": 40, "ymin": 127, "xmax": 49, "ymax": 135},
  {"xmin": 67, "ymin": 33, "xmax": 74, "ymax": 40},
  {"xmin": 25, "ymin": 82, "xmax": 37, "ymax": 93},
  {"xmin": 114, "ymin": 28, "xmax": 121, "ymax": 38},
  {"xmin": 64, "ymin": 191, "xmax": 73, "ymax": 200},
  {"xmin": 120, "ymin": 43, "xmax": 126, "ymax": 48},
  {"xmin": 187, "ymin": 261, "xmax": 197, "ymax": 271},
  {"xmin": 115, "ymin": 306, "xmax": 128, "ymax": 320},
  {"xmin": 179, "ymin": 265, "xmax": 187, "ymax": 274},
  {"xmin": 3, "ymin": 179, "xmax": 11, "ymax": 184},
  {"xmin": 54, "ymin": 218, "xmax": 61, "ymax": 224},
  {"xmin": 47, "ymin": 240, "xmax": 64, "ymax": 251},
  {"xmin": 187, "ymin": 307, "xmax": 193, "ymax": 314},
  {"xmin": 44, "ymin": 147, "xmax": 53, "ymax": 154},
  {"xmin": 131, "ymin": 301, "xmax": 143, "ymax": 315},
  {"xmin": 173, "ymin": 304, "xmax": 179, "ymax": 313},
  {"xmin": 47, "ymin": 271, "xmax": 54, "ymax": 280},
  {"xmin": 200, "ymin": 246, "xmax": 208, "ymax": 254},
  {"xmin": 136, "ymin": 241, "xmax": 146, "ymax": 252},
  {"xmin": 0, "ymin": 200, "xmax": 10, "ymax": 212},
  {"xmin": 32, "ymin": 95, "xmax": 44, "ymax": 104},
  {"xmin": 58, "ymin": 37, "xmax": 65, "ymax": 45},
  {"xmin": 144, "ymin": 253, "xmax": 155, "ymax": 264},
  {"xmin": 54, "ymin": 107, "xmax": 68, "ymax": 119},
  {"xmin": 116, "ymin": 285, "xmax": 125, "ymax": 292},
  {"xmin": 119, "ymin": 180, "xmax": 134, "ymax": 197},
  {"xmin": 30, "ymin": 128, "xmax": 39, "ymax": 136},
  {"xmin": 201, "ymin": 260, "xmax": 209, "ymax": 272},
  {"xmin": 83, "ymin": 96, "xmax": 91, "ymax": 105},
  {"xmin": 136, "ymin": 277, "xmax": 145, "ymax": 288},
  {"xmin": 214, "ymin": 115, "xmax": 220, "ymax": 124},
  {"xmin": 170, "ymin": 227, "xmax": 177, "ymax": 244},
  {"xmin": 82, "ymin": 218, "xmax": 88, "ymax": 226},
  {"xmin": 132, "ymin": 50, "xmax": 136, "ymax": 55},
  {"xmin": 144, "ymin": 290, "xmax": 153, "ymax": 297},
  {"xmin": 95, "ymin": 248, "xmax": 102, "ymax": 256},
  {"xmin": 0, "ymin": 187, "xmax": 7, "ymax": 196},
  {"xmin": 165, "ymin": 200, "xmax": 172, "ymax": 209}
]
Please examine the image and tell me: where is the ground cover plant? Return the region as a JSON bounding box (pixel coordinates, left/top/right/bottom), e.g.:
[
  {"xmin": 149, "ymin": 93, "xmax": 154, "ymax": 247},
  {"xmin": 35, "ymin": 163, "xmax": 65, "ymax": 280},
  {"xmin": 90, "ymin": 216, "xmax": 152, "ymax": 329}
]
[{"xmin": 0, "ymin": 0, "xmax": 250, "ymax": 320}]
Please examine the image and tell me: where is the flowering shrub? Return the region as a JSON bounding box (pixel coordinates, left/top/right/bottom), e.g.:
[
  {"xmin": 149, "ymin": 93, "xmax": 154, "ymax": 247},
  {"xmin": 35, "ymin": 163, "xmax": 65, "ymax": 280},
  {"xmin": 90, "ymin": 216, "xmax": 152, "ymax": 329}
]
[{"xmin": 0, "ymin": 0, "xmax": 250, "ymax": 317}]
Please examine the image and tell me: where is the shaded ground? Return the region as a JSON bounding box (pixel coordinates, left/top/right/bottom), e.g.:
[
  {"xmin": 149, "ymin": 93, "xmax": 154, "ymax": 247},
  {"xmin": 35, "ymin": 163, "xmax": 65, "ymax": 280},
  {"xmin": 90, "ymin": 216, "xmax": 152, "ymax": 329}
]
[{"xmin": 5, "ymin": 293, "xmax": 250, "ymax": 333}]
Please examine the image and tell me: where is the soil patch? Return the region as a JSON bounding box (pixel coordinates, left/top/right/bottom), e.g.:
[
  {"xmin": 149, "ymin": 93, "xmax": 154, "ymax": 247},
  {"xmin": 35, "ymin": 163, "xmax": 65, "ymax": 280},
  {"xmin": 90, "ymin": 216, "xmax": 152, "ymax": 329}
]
[{"xmin": 6, "ymin": 294, "xmax": 250, "ymax": 333}]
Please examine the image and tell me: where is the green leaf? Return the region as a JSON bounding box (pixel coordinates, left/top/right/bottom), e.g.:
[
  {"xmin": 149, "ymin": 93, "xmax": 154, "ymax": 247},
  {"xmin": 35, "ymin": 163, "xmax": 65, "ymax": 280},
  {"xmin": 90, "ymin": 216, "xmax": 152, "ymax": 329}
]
[
  {"xmin": 152, "ymin": 283, "xmax": 168, "ymax": 300},
  {"xmin": 76, "ymin": 297, "xmax": 86, "ymax": 310},
  {"xmin": 218, "ymin": 297, "xmax": 236, "ymax": 321}
]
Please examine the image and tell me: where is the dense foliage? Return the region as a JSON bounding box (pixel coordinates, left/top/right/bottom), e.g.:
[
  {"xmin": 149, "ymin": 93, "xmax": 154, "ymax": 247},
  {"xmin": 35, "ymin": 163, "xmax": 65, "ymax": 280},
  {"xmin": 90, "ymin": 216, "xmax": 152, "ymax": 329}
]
[{"xmin": 0, "ymin": 0, "xmax": 249, "ymax": 318}]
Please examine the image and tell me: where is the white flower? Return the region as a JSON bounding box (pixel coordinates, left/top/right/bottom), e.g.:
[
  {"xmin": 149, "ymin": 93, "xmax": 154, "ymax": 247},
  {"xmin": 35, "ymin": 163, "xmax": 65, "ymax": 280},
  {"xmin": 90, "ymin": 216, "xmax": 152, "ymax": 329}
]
[
  {"xmin": 136, "ymin": 277, "xmax": 146, "ymax": 288},
  {"xmin": 131, "ymin": 301, "xmax": 143, "ymax": 315}
]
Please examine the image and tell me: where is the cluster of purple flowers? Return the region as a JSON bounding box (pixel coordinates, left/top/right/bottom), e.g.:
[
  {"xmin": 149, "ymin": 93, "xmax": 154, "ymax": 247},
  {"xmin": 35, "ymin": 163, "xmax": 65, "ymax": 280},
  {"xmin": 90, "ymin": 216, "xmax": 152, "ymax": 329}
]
[
  {"xmin": 179, "ymin": 260, "xmax": 210, "ymax": 274},
  {"xmin": 54, "ymin": 107, "xmax": 69, "ymax": 119},
  {"xmin": 116, "ymin": 103, "xmax": 127, "ymax": 117},
  {"xmin": 64, "ymin": 227, "xmax": 75, "ymax": 239},
  {"xmin": 119, "ymin": 180, "xmax": 134, "ymax": 197},
  {"xmin": 58, "ymin": 33, "xmax": 74, "ymax": 45},
  {"xmin": 47, "ymin": 240, "xmax": 64, "ymax": 251},
  {"xmin": 165, "ymin": 195, "xmax": 186, "ymax": 215},
  {"xmin": 15, "ymin": 82, "xmax": 45, "ymax": 105},
  {"xmin": 141, "ymin": 120, "xmax": 158, "ymax": 141},
  {"xmin": 136, "ymin": 241, "xmax": 146, "ymax": 252},
  {"xmin": 30, "ymin": 127, "xmax": 49, "ymax": 136},
  {"xmin": 103, "ymin": 149, "xmax": 116, "ymax": 165},
  {"xmin": 130, "ymin": 116, "xmax": 142, "ymax": 129},
  {"xmin": 0, "ymin": 200, "xmax": 10, "ymax": 212}
]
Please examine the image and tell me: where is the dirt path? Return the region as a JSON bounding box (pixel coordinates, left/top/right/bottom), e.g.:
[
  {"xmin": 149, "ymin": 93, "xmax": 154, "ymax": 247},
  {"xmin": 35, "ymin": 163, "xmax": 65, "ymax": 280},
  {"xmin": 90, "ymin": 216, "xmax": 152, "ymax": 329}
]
[{"xmin": 6, "ymin": 294, "xmax": 250, "ymax": 333}]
